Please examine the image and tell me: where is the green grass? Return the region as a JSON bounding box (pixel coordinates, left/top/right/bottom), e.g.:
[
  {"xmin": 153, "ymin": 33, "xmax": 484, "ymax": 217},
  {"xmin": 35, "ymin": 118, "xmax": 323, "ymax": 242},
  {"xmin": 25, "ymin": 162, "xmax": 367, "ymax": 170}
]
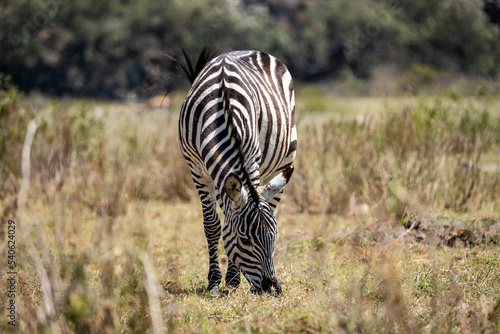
[{"xmin": 1, "ymin": 82, "xmax": 499, "ymax": 333}]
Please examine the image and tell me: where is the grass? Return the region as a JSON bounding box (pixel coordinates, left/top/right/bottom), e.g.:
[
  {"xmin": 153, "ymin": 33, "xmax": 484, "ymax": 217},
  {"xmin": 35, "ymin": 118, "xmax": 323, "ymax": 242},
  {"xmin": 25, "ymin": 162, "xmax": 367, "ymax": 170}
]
[{"xmin": 0, "ymin": 79, "xmax": 499, "ymax": 333}]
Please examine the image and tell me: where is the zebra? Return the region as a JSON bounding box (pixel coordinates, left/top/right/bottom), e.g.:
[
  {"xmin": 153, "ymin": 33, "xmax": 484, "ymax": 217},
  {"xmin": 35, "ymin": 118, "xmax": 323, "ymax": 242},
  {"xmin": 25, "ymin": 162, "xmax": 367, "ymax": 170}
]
[{"xmin": 175, "ymin": 48, "xmax": 296, "ymax": 294}]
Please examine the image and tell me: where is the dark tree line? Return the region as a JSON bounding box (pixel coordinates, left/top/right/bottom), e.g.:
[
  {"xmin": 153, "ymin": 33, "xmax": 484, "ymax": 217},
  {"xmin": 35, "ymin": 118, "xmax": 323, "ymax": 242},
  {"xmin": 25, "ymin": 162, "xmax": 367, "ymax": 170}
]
[
  {"xmin": 1, "ymin": 0, "xmax": 499, "ymax": 99},
  {"xmin": 484, "ymin": 0, "xmax": 500, "ymax": 23}
]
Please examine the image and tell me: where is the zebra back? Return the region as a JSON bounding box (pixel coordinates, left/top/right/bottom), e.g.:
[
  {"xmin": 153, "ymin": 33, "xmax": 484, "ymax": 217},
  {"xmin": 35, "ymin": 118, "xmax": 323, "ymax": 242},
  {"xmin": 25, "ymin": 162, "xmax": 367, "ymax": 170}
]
[{"xmin": 179, "ymin": 50, "xmax": 296, "ymax": 203}]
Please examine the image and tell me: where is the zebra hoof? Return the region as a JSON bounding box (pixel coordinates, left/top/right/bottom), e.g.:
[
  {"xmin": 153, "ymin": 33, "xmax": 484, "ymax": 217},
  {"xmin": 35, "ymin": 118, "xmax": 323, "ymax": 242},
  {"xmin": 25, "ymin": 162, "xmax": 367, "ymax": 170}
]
[
  {"xmin": 226, "ymin": 282, "xmax": 240, "ymax": 290},
  {"xmin": 226, "ymin": 277, "xmax": 241, "ymax": 289},
  {"xmin": 206, "ymin": 286, "xmax": 220, "ymax": 297}
]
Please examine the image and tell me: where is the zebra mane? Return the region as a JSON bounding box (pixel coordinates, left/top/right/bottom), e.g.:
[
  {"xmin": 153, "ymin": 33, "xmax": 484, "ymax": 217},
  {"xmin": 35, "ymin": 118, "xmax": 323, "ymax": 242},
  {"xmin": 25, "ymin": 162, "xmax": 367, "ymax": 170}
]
[
  {"xmin": 243, "ymin": 167, "xmax": 261, "ymax": 205},
  {"xmin": 167, "ymin": 47, "xmax": 219, "ymax": 85}
]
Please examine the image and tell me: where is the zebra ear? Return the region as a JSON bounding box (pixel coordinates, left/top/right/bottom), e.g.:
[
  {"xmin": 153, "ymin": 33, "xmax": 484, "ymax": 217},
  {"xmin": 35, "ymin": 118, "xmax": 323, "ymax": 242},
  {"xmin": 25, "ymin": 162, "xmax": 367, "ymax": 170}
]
[
  {"xmin": 225, "ymin": 173, "xmax": 248, "ymax": 206},
  {"xmin": 259, "ymin": 166, "xmax": 294, "ymax": 201}
]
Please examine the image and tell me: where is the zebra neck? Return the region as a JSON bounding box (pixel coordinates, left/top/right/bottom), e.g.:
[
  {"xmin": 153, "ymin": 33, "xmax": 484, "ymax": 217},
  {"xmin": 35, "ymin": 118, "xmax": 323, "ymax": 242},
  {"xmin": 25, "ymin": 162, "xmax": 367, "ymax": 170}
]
[{"xmin": 216, "ymin": 77, "xmax": 261, "ymax": 204}]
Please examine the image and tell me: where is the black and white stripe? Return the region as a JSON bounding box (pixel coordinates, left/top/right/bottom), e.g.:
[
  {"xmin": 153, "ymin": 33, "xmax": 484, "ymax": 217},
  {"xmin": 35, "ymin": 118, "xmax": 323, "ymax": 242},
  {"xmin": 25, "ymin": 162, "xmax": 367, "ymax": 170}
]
[{"xmin": 179, "ymin": 50, "xmax": 296, "ymax": 293}]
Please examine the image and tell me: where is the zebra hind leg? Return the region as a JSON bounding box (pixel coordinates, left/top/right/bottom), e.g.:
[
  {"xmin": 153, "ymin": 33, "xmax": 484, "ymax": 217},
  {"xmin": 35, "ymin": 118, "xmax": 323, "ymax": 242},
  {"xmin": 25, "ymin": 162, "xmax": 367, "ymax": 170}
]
[{"xmin": 225, "ymin": 260, "xmax": 241, "ymax": 289}]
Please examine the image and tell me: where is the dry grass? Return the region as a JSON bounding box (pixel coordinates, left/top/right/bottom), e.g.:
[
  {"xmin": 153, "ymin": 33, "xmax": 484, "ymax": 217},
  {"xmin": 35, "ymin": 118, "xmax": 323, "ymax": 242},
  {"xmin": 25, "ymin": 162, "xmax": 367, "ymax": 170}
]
[
  {"xmin": 290, "ymin": 95, "xmax": 500, "ymax": 216},
  {"xmin": 1, "ymin": 80, "xmax": 499, "ymax": 333}
]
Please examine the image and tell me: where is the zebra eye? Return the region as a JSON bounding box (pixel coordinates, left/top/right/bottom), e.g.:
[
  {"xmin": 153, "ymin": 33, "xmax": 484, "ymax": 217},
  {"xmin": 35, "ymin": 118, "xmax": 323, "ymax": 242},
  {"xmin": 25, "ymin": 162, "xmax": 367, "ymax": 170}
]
[{"xmin": 240, "ymin": 236, "xmax": 252, "ymax": 246}]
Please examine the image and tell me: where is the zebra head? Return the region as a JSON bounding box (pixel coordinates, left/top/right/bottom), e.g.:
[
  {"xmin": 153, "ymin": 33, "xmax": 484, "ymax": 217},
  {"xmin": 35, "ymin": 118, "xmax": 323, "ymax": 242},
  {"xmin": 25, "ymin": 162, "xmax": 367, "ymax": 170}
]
[{"xmin": 222, "ymin": 167, "xmax": 293, "ymax": 294}]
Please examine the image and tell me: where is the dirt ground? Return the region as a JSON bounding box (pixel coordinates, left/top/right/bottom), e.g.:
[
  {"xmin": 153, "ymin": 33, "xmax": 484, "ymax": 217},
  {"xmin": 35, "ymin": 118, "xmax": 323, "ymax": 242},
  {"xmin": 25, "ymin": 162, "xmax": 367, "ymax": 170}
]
[{"xmin": 337, "ymin": 214, "xmax": 500, "ymax": 248}]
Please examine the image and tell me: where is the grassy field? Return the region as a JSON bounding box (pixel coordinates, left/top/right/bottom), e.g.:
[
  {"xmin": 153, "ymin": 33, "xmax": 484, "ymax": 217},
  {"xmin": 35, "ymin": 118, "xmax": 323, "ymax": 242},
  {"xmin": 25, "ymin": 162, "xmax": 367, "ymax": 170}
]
[{"xmin": 1, "ymin": 81, "xmax": 500, "ymax": 333}]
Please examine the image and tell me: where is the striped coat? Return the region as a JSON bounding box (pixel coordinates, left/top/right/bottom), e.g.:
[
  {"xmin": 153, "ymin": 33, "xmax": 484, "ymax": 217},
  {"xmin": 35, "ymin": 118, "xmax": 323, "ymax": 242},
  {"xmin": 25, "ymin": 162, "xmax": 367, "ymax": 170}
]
[{"xmin": 179, "ymin": 50, "xmax": 296, "ymax": 294}]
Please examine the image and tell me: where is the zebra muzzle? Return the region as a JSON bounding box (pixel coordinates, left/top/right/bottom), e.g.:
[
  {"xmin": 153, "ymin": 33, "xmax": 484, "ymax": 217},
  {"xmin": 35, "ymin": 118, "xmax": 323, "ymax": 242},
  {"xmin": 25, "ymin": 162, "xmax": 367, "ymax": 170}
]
[{"xmin": 260, "ymin": 276, "xmax": 282, "ymax": 294}]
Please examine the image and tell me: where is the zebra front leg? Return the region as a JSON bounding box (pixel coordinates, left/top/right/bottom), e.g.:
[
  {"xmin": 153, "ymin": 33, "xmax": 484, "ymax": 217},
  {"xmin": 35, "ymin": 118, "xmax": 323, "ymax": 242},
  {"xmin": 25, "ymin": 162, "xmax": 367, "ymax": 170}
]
[
  {"xmin": 225, "ymin": 260, "xmax": 241, "ymax": 288},
  {"xmin": 203, "ymin": 203, "xmax": 222, "ymax": 294},
  {"xmin": 196, "ymin": 182, "xmax": 223, "ymax": 294}
]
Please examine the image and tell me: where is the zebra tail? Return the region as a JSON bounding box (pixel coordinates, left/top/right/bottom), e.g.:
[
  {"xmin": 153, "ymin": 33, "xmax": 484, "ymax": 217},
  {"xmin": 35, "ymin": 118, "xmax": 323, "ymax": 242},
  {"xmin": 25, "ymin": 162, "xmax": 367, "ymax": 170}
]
[{"xmin": 166, "ymin": 47, "xmax": 219, "ymax": 85}]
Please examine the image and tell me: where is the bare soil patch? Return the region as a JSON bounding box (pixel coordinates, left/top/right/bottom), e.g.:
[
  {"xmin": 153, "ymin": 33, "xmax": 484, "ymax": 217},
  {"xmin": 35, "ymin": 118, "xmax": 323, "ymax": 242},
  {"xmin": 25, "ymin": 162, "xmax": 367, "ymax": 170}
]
[
  {"xmin": 402, "ymin": 215, "xmax": 500, "ymax": 247},
  {"xmin": 338, "ymin": 215, "xmax": 500, "ymax": 248}
]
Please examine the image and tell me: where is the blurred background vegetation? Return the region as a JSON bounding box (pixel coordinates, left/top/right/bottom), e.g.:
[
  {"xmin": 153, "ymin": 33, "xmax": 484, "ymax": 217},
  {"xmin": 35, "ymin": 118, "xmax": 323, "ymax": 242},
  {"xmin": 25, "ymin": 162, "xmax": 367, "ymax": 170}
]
[{"xmin": 1, "ymin": 0, "xmax": 500, "ymax": 99}]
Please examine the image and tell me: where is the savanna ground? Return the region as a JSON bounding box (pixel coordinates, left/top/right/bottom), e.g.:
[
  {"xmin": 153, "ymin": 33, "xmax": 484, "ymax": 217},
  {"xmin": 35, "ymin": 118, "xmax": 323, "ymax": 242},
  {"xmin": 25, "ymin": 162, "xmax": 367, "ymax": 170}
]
[{"xmin": 1, "ymin": 79, "xmax": 500, "ymax": 333}]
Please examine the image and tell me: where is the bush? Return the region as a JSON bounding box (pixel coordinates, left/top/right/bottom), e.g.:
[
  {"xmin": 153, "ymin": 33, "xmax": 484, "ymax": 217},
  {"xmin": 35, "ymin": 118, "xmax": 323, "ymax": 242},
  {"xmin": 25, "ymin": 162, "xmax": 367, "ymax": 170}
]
[{"xmin": 1, "ymin": 0, "xmax": 500, "ymax": 97}]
